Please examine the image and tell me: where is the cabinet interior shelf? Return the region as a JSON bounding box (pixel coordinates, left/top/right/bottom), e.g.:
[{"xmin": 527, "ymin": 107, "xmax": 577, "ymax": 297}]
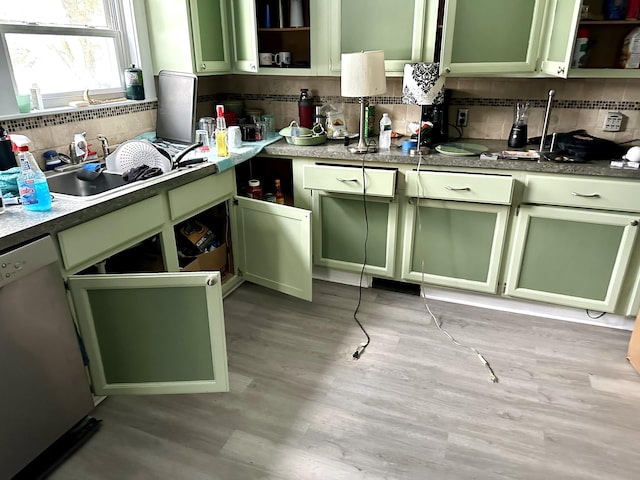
[
  {"xmin": 258, "ymin": 27, "xmax": 310, "ymax": 32},
  {"xmin": 580, "ymin": 19, "xmax": 640, "ymax": 25}
]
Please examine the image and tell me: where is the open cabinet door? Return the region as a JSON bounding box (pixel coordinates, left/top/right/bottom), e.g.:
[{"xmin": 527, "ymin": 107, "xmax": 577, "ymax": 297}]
[
  {"xmin": 68, "ymin": 272, "xmax": 228, "ymax": 396},
  {"xmin": 235, "ymin": 197, "xmax": 312, "ymax": 301},
  {"xmin": 538, "ymin": 0, "xmax": 581, "ymax": 78}
]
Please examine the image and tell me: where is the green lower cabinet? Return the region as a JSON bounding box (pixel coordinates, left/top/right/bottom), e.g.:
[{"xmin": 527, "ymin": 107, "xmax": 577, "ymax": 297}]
[
  {"xmin": 505, "ymin": 205, "xmax": 639, "ymax": 312},
  {"xmin": 401, "ymin": 199, "xmax": 510, "ymax": 293},
  {"xmin": 69, "ymin": 272, "xmax": 229, "ymax": 396},
  {"xmin": 234, "ymin": 197, "xmax": 312, "ymax": 301},
  {"xmin": 313, "ymin": 192, "xmax": 398, "ymax": 277}
]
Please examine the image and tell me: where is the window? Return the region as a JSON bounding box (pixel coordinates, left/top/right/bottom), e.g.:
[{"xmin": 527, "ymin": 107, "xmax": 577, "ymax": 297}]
[{"xmin": 0, "ymin": 0, "xmax": 142, "ymax": 113}]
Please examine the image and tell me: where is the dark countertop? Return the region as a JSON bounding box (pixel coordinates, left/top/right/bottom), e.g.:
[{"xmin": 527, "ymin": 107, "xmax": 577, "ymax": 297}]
[
  {"xmin": 2, "ymin": 137, "xmax": 639, "ymax": 252},
  {"xmin": 262, "ymin": 138, "xmax": 640, "ymax": 179}
]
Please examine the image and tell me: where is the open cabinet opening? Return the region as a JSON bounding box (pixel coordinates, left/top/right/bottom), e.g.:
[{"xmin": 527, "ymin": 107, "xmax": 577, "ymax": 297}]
[
  {"xmin": 235, "ymin": 156, "xmax": 294, "ymax": 205},
  {"xmin": 76, "ymin": 235, "xmax": 166, "ymax": 275},
  {"xmin": 173, "ymin": 201, "xmax": 235, "ymax": 283}
]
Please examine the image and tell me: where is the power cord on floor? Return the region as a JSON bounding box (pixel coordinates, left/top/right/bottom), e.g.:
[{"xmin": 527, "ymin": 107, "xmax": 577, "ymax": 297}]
[
  {"xmin": 413, "ymin": 153, "xmax": 498, "ymax": 383},
  {"xmin": 352, "ymin": 149, "xmax": 371, "ymax": 360}
]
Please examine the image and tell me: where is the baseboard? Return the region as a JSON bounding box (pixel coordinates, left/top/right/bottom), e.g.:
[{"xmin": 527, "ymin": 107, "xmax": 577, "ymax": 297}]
[{"xmin": 312, "ymin": 268, "xmax": 634, "ymax": 331}]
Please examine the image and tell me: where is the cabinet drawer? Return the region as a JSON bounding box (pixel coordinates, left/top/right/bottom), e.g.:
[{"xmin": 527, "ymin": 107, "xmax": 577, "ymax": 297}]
[
  {"xmin": 523, "ymin": 175, "xmax": 640, "ymax": 212},
  {"xmin": 58, "ymin": 196, "xmax": 165, "ymax": 271},
  {"xmin": 405, "ymin": 171, "xmax": 514, "ymax": 205},
  {"xmin": 303, "ymin": 164, "xmax": 397, "ymax": 198},
  {"xmin": 168, "ymin": 170, "xmax": 234, "ymax": 221}
]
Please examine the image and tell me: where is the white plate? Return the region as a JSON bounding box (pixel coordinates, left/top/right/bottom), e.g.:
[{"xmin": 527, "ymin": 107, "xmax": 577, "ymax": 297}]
[{"xmin": 435, "ymin": 143, "xmax": 488, "ymax": 156}]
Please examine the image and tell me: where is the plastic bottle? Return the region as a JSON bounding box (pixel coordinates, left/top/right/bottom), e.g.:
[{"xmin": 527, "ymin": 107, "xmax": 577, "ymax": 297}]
[
  {"xmin": 30, "ymin": 83, "xmax": 44, "ymax": 111},
  {"xmin": 379, "ymin": 113, "xmax": 392, "ymax": 150},
  {"xmin": 215, "ymin": 104, "xmax": 228, "ymax": 157},
  {"xmin": 124, "ymin": 64, "xmax": 145, "ymax": 100},
  {"xmin": 274, "ymin": 178, "xmax": 284, "ymax": 204},
  {"xmin": 298, "ymin": 89, "xmax": 313, "ymax": 128},
  {"xmin": 571, "ymin": 28, "xmax": 589, "ymax": 68},
  {"xmin": 15, "ymin": 137, "xmax": 51, "ymax": 212}
]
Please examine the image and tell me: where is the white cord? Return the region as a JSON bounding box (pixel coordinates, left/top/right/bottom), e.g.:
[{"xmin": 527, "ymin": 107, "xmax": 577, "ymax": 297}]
[{"xmin": 414, "ymin": 154, "xmax": 498, "ymax": 383}]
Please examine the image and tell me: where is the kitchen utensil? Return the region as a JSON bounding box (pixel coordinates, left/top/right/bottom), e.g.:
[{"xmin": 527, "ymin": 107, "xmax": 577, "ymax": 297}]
[
  {"xmin": 106, "ymin": 140, "xmax": 173, "ymax": 173},
  {"xmin": 507, "ymin": 102, "xmax": 530, "ymax": 148},
  {"xmin": 435, "ymin": 143, "xmax": 488, "ymax": 156},
  {"xmin": 274, "ymin": 51, "xmax": 291, "ymax": 67},
  {"xmin": 228, "ymin": 126, "xmax": 242, "ymax": 148},
  {"xmin": 76, "ymin": 163, "xmax": 104, "ymax": 181},
  {"xmin": 279, "ymin": 121, "xmax": 327, "ymax": 146}
]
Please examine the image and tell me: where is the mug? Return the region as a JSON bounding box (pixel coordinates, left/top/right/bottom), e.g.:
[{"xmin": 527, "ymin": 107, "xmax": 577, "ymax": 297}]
[
  {"xmin": 228, "ymin": 126, "xmax": 242, "ymax": 149},
  {"xmin": 259, "ymin": 52, "xmax": 273, "ymax": 66},
  {"xmin": 274, "ymin": 51, "xmax": 291, "ymax": 67}
]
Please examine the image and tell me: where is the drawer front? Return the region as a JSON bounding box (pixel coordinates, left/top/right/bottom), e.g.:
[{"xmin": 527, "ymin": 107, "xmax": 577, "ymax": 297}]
[
  {"xmin": 523, "ymin": 175, "xmax": 640, "ymax": 212},
  {"xmin": 303, "ymin": 164, "xmax": 396, "ymax": 197},
  {"xmin": 405, "ymin": 171, "xmax": 514, "ymax": 205},
  {"xmin": 58, "ymin": 196, "xmax": 165, "ymax": 271},
  {"xmin": 168, "ymin": 170, "xmax": 234, "ymax": 221}
]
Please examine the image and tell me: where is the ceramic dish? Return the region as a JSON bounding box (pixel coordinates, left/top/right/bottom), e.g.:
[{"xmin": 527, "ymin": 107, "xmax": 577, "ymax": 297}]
[
  {"xmin": 435, "ymin": 143, "xmax": 488, "ymax": 156},
  {"xmin": 279, "ymin": 121, "xmax": 327, "ymax": 146}
]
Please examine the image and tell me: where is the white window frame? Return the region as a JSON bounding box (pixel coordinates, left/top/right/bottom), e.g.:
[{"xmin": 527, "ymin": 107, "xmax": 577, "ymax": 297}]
[{"xmin": 0, "ymin": 0, "xmax": 153, "ymax": 116}]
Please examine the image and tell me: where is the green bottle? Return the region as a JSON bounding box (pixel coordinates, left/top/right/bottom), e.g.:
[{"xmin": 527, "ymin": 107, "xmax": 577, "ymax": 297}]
[{"xmin": 124, "ymin": 64, "xmax": 145, "ymax": 100}]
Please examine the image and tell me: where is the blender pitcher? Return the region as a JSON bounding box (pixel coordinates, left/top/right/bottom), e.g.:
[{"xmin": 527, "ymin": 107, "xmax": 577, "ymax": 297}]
[{"xmin": 507, "ymin": 102, "xmax": 529, "ymax": 148}]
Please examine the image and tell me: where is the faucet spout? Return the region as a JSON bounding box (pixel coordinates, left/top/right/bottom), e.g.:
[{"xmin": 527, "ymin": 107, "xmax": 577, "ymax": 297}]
[{"xmin": 539, "ymin": 89, "xmax": 555, "ymax": 152}]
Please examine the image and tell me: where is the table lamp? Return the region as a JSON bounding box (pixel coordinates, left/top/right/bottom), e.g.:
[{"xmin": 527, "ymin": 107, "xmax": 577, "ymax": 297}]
[
  {"xmin": 402, "ymin": 62, "xmax": 446, "ymax": 151},
  {"xmin": 341, "ymin": 50, "xmax": 387, "ymax": 154}
]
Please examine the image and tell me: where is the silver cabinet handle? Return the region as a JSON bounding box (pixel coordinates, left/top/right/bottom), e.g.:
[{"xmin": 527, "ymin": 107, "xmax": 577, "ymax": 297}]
[
  {"xmin": 445, "ymin": 186, "xmax": 470, "ymax": 191},
  {"xmin": 337, "ymin": 177, "xmax": 359, "ymax": 183},
  {"xmin": 571, "ymin": 192, "xmax": 600, "ymax": 198},
  {"xmin": 200, "ymin": 64, "xmax": 206, "ymax": 70},
  {"xmin": 631, "ymin": 220, "xmax": 639, "ymax": 227}
]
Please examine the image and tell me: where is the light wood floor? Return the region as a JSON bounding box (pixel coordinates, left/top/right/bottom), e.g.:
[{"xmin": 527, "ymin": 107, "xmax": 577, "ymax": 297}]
[{"xmin": 51, "ymin": 280, "xmax": 640, "ymax": 480}]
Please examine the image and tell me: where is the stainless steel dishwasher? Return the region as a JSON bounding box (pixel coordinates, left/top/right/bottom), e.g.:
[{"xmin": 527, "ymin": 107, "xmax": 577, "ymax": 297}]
[{"xmin": 0, "ymin": 236, "xmax": 96, "ymax": 479}]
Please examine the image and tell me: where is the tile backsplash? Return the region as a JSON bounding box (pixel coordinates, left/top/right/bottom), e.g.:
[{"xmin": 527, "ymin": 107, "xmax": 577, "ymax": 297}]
[{"xmin": 4, "ymin": 75, "xmax": 639, "ymax": 169}]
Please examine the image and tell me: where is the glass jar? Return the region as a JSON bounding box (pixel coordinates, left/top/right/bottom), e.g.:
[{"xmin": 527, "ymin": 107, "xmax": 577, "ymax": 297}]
[
  {"xmin": 247, "ymin": 179, "xmax": 263, "ymax": 200},
  {"xmin": 261, "ymin": 114, "xmax": 275, "ymax": 139}
]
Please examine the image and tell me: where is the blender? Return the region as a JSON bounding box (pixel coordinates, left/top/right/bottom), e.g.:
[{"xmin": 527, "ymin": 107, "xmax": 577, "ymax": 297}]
[{"xmin": 507, "ymin": 102, "xmax": 530, "ymax": 148}]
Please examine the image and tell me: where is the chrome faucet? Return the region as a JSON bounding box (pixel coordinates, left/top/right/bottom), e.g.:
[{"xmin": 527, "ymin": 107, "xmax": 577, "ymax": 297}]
[
  {"xmin": 539, "ymin": 89, "xmax": 555, "ymax": 153},
  {"xmin": 97, "ymin": 134, "xmax": 119, "ymax": 159}
]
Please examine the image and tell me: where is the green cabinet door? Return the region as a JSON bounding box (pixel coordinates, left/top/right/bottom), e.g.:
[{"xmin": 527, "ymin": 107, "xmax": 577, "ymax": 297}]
[
  {"xmin": 145, "ymin": 0, "xmax": 231, "ymax": 74},
  {"xmin": 505, "ymin": 205, "xmax": 639, "ymax": 312},
  {"xmin": 327, "ymin": 0, "xmax": 429, "ymax": 75},
  {"xmin": 229, "ymin": 0, "xmax": 259, "ymax": 73},
  {"xmin": 440, "ymin": 0, "xmax": 546, "ymax": 75},
  {"xmin": 539, "ymin": 0, "xmax": 581, "ymax": 78},
  {"xmin": 401, "ymin": 199, "xmax": 510, "ymax": 293},
  {"xmin": 191, "ymin": 0, "xmax": 232, "ymax": 73},
  {"xmin": 313, "ymin": 192, "xmax": 399, "ymax": 277},
  {"xmin": 234, "ymin": 197, "xmax": 312, "ymax": 301},
  {"xmin": 69, "ymin": 272, "xmax": 228, "ymax": 396}
]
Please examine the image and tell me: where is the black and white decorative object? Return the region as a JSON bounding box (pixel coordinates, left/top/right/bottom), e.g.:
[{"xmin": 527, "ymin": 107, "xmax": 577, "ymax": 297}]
[{"xmin": 402, "ymin": 62, "xmax": 444, "ymax": 106}]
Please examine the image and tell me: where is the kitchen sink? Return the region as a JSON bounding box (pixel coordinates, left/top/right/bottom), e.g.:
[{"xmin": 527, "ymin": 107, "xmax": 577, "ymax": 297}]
[{"xmin": 47, "ymin": 168, "xmax": 129, "ymax": 198}]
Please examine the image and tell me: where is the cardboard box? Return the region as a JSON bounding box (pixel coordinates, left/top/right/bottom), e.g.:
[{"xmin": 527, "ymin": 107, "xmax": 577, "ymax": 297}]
[
  {"xmin": 183, "ymin": 244, "xmax": 227, "ymax": 272},
  {"xmin": 179, "ymin": 220, "xmax": 216, "ymax": 253},
  {"xmin": 627, "ymin": 311, "xmax": 640, "ymax": 374}
]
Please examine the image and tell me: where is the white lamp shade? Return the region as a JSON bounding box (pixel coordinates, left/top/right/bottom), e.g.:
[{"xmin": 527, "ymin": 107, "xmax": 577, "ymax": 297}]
[
  {"xmin": 402, "ymin": 62, "xmax": 444, "ymax": 105},
  {"xmin": 341, "ymin": 51, "xmax": 387, "ymax": 98}
]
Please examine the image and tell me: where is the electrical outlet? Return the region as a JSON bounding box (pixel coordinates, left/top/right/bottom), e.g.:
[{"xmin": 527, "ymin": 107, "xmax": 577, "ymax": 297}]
[
  {"xmin": 603, "ymin": 111, "xmax": 623, "ymax": 132},
  {"xmin": 457, "ymin": 108, "xmax": 469, "ymax": 127}
]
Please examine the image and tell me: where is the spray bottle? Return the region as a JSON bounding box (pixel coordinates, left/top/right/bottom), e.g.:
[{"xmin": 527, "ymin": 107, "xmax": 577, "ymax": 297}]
[{"xmin": 12, "ymin": 134, "xmax": 52, "ymax": 212}]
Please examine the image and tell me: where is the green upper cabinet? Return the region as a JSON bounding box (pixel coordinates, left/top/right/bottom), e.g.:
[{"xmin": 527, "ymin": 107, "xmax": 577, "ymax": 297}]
[
  {"xmin": 440, "ymin": 0, "xmax": 547, "ymax": 75},
  {"xmin": 145, "ymin": 0, "xmax": 231, "ymax": 75},
  {"xmin": 540, "ymin": 0, "xmax": 640, "ymax": 79},
  {"xmin": 229, "ymin": 0, "xmax": 259, "ymax": 73},
  {"xmin": 538, "ymin": 0, "xmax": 581, "ymax": 77},
  {"xmin": 326, "ymin": 0, "xmax": 435, "ymax": 76},
  {"xmin": 230, "ymin": 0, "xmax": 320, "ymax": 75}
]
